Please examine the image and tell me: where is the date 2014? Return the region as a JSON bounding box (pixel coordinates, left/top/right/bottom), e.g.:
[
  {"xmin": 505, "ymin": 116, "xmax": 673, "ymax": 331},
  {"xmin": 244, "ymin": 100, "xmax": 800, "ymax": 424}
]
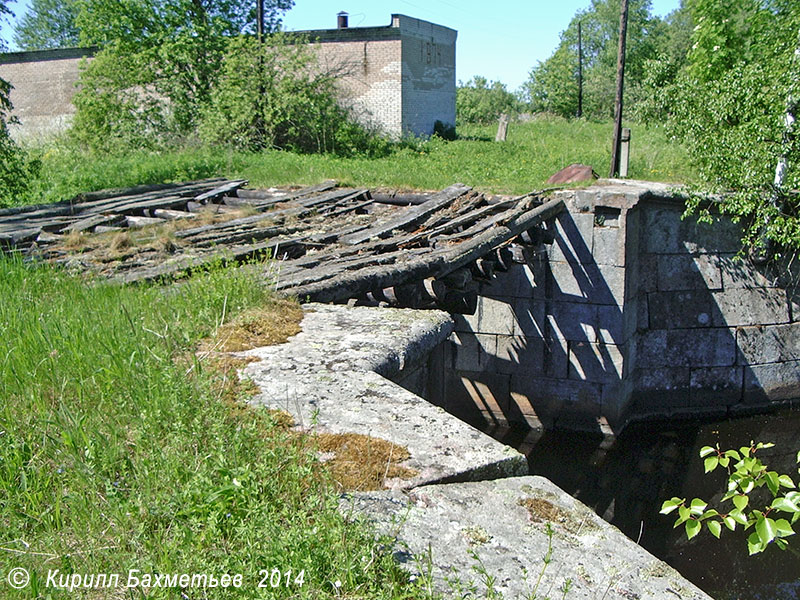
[{"xmin": 258, "ymin": 568, "xmax": 305, "ymax": 588}]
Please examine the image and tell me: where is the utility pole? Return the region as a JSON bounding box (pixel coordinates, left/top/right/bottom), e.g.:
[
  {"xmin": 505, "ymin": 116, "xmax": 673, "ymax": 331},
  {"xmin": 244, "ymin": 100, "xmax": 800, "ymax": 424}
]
[
  {"xmin": 257, "ymin": 0, "xmax": 264, "ymax": 42},
  {"xmin": 577, "ymin": 21, "xmax": 583, "ymax": 118},
  {"xmin": 609, "ymin": 0, "xmax": 629, "ymax": 178}
]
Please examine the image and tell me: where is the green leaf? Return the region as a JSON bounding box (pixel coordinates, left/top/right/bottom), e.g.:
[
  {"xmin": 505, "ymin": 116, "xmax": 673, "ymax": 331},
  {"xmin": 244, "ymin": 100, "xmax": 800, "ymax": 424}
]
[
  {"xmin": 689, "ymin": 498, "xmax": 707, "ymax": 516},
  {"xmin": 719, "ymin": 456, "xmax": 730, "ymax": 468},
  {"xmin": 733, "ymin": 494, "xmax": 749, "ymax": 511},
  {"xmin": 755, "ymin": 442, "xmax": 775, "ymax": 450},
  {"xmin": 779, "ymin": 475, "xmax": 796, "ymax": 489},
  {"xmin": 685, "ymin": 519, "xmax": 701, "ymax": 540},
  {"xmin": 765, "ymin": 472, "xmax": 780, "ymax": 495},
  {"xmin": 729, "ymin": 509, "xmax": 748, "ymax": 525},
  {"xmin": 699, "ymin": 446, "xmax": 716, "ymax": 458},
  {"xmin": 748, "ymin": 532, "xmax": 765, "ymax": 555},
  {"xmin": 704, "ymin": 456, "xmax": 719, "ymax": 473},
  {"xmin": 756, "ymin": 516, "xmax": 777, "ymax": 545},
  {"xmin": 725, "ymin": 450, "xmax": 741, "ymax": 460},
  {"xmin": 740, "ymin": 477, "xmax": 755, "ymax": 494},
  {"xmin": 774, "ymin": 519, "xmax": 795, "ymax": 538},
  {"xmin": 796, "ymin": 450, "xmax": 800, "ymax": 464},
  {"xmin": 707, "ymin": 520, "xmax": 722, "ymax": 539},
  {"xmin": 723, "ymin": 516, "xmax": 736, "ymax": 531},
  {"xmin": 771, "ymin": 497, "xmax": 800, "ymax": 513},
  {"xmin": 660, "ymin": 499, "xmax": 680, "ymax": 515}
]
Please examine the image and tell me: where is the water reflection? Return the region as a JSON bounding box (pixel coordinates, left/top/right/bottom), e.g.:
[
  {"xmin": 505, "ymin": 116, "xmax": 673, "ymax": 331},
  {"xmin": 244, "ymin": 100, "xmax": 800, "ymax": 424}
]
[{"xmin": 490, "ymin": 408, "xmax": 800, "ymax": 600}]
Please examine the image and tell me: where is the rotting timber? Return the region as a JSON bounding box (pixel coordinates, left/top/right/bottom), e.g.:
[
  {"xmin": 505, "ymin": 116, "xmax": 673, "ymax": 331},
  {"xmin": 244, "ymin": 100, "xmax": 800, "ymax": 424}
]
[{"xmin": 1, "ymin": 178, "xmax": 564, "ymax": 315}]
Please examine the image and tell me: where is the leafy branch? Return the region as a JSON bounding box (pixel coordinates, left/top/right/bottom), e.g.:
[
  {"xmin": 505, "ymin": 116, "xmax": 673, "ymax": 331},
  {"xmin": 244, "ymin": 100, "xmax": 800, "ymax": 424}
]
[{"xmin": 661, "ymin": 441, "xmax": 800, "ymax": 555}]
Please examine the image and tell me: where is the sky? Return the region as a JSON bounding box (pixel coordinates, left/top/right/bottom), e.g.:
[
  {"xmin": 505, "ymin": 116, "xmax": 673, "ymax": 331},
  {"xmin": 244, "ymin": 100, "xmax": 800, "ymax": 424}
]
[{"xmin": 0, "ymin": 0, "xmax": 682, "ymax": 91}]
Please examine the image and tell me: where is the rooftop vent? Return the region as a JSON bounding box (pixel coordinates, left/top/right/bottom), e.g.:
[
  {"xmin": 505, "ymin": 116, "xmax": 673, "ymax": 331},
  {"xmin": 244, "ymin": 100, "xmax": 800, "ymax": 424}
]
[{"xmin": 337, "ymin": 11, "xmax": 348, "ymax": 28}]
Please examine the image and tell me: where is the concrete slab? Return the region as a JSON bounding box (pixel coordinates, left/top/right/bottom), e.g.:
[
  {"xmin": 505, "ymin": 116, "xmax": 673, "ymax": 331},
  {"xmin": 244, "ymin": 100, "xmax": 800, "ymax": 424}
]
[
  {"xmin": 341, "ymin": 476, "xmax": 711, "ymax": 600},
  {"xmin": 242, "ymin": 304, "xmax": 528, "ymax": 489}
]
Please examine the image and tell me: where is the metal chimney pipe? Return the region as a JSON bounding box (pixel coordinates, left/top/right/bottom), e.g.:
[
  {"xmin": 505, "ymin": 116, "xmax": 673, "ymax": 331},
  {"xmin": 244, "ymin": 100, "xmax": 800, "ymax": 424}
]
[{"xmin": 337, "ymin": 11, "xmax": 348, "ymax": 28}]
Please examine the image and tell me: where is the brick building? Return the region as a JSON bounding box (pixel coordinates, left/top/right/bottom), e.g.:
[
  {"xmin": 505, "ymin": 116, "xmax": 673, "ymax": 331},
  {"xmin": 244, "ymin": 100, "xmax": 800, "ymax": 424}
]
[{"xmin": 0, "ymin": 14, "xmax": 457, "ymax": 141}]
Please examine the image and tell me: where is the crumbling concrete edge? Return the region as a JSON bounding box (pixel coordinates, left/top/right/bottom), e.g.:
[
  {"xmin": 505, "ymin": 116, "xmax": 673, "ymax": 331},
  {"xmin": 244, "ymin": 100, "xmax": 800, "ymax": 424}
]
[{"xmin": 237, "ymin": 302, "xmax": 710, "ymax": 599}]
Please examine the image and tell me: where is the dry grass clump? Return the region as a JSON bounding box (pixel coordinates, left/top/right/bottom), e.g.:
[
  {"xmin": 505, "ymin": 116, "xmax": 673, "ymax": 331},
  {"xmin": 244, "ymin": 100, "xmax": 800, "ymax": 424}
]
[
  {"xmin": 199, "ymin": 298, "xmax": 304, "ymax": 352},
  {"xmin": 315, "ymin": 432, "xmax": 417, "ymax": 492}
]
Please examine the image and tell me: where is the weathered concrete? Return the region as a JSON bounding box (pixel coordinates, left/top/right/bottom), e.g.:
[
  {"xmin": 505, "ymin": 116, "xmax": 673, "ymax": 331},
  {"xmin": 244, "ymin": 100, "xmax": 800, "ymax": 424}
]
[
  {"xmin": 423, "ymin": 179, "xmax": 800, "ymax": 432},
  {"xmin": 342, "ymin": 476, "xmax": 712, "ymax": 600},
  {"xmin": 242, "ymin": 304, "xmax": 527, "ymax": 489}
]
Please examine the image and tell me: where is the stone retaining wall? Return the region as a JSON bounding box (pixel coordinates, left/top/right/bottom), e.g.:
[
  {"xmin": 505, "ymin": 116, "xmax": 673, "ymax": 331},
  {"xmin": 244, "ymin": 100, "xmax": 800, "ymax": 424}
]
[{"xmin": 414, "ymin": 181, "xmax": 800, "ymax": 434}]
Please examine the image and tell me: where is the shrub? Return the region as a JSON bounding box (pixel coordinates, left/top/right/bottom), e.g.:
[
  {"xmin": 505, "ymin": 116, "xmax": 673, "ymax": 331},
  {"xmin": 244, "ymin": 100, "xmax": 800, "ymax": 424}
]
[{"xmin": 199, "ymin": 35, "xmax": 388, "ymax": 157}]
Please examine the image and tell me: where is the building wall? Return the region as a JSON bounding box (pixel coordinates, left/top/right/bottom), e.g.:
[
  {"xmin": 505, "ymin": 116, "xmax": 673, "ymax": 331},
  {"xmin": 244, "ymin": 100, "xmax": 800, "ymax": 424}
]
[
  {"xmin": 397, "ymin": 14, "xmax": 457, "ymax": 136},
  {"xmin": 0, "ymin": 14, "xmax": 456, "ymax": 141},
  {"xmin": 309, "ymin": 39, "xmax": 403, "ymax": 137},
  {"xmin": 416, "ymin": 182, "xmax": 800, "ymax": 435},
  {"xmin": 0, "ymin": 48, "xmax": 93, "ymax": 141}
]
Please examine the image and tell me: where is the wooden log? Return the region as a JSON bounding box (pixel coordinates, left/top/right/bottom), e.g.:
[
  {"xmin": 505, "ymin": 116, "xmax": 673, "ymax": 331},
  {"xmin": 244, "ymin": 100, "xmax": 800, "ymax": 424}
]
[
  {"xmin": 71, "ymin": 178, "xmax": 228, "ymax": 204},
  {"xmin": 126, "ymin": 216, "xmax": 167, "ymax": 228},
  {"xmin": 370, "ymin": 192, "xmax": 432, "ymax": 206},
  {"xmin": 94, "ymin": 226, "xmax": 125, "ymax": 234},
  {"xmin": 235, "ymin": 180, "xmax": 336, "ymax": 203},
  {"xmin": 193, "ymin": 180, "xmax": 247, "ymax": 203},
  {"xmin": 442, "ymin": 268, "xmax": 472, "ymax": 288},
  {"xmin": 65, "ymin": 213, "xmax": 126, "ymax": 233},
  {"xmin": 152, "ymin": 209, "xmax": 197, "ymax": 220},
  {"xmin": 439, "ymin": 289, "xmax": 478, "ymax": 315},
  {"xmin": 340, "ymin": 183, "xmax": 471, "ymax": 246},
  {"xmin": 471, "ymin": 258, "xmax": 496, "ymax": 280},
  {"xmin": 283, "ymin": 196, "xmax": 564, "ymax": 303},
  {"xmin": 494, "ymin": 246, "xmax": 513, "ymax": 271}
]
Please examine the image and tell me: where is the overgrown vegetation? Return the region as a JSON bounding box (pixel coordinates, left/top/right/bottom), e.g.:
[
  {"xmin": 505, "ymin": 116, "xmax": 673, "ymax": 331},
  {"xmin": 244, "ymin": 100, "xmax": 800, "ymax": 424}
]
[
  {"xmin": 0, "ymin": 256, "xmax": 430, "ymax": 598},
  {"xmin": 456, "ymin": 76, "xmax": 521, "ymax": 125},
  {"xmin": 12, "ymin": 119, "xmax": 694, "ymax": 207},
  {"xmin": 199, "ymin": 35, "xmax": 387, "ymax": 156}
]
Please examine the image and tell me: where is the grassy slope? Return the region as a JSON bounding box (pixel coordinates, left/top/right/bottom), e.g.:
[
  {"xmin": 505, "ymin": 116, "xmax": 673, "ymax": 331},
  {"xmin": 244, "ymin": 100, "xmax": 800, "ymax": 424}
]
[
  {"xmin": 0, "ymin": 258, "xmax": 425, "ymax": 599},
  {"xmin": 24, "ymin": 119, "xmax": 695, "ymax": 206}
]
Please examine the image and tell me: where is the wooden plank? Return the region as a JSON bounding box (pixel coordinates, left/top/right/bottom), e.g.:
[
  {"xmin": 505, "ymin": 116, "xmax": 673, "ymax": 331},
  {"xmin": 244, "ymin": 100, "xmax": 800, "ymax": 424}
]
[
  {"xmin": 283, "ymin": 196, "xmax": 564, "ymax": 303},
  {"xmin": 65, "ymin": 213, "xmax": 126, "ymax": 233},
  {"xmin": 193, "ymin": 180, "xmax": 247, "ymax": 203},
  {"xmin": 340, "ymin": 183, "xmax": 471, "ymax": 246}
]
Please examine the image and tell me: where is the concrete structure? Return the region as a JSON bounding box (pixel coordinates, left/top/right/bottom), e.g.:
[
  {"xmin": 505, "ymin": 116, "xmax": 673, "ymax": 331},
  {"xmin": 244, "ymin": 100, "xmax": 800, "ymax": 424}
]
[
  {"xmin": 0, "ymin": 14, "xmax": 456, "ymax": 140},
  {"xmin": 238, "ymin": 302, "xmax": 709, "ymax": 599},
  {"xmin": 399, "ymin": 180, "xmax": 800, "ymax": 434},
  {"xmin": 0, "ymin": 47, "xmax": 94, "ymax": 141},
  {"xmin": 301, "ymin": 14, "xmax": 457, "ymax": 137}
]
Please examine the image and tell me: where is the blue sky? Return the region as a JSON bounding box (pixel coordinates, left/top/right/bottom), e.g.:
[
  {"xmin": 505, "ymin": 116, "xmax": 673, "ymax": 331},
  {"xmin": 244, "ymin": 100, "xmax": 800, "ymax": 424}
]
[{"xmin": 0, "ymin": 0, "xmax": 682, "ymax": 91}]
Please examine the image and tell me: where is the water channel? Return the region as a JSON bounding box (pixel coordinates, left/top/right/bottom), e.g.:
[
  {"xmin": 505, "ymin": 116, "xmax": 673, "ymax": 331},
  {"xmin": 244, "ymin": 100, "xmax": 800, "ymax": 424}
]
[{"xmin": 489, "ymin": 407, "xmax": 800, "ymax": 600}]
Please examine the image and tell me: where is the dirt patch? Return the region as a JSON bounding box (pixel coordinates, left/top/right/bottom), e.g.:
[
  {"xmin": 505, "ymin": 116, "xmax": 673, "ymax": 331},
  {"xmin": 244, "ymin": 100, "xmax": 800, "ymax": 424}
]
[
  {"xmin": 518, "ymin": 497, "xmax": 598, "ymax": 534},
  {"xmin": 314, "ymin": 432, "xmax": 418, "ymax": 492},
  {"xmin": 198, "ymin": 298, "xmax": 304, "ymax": 352}
]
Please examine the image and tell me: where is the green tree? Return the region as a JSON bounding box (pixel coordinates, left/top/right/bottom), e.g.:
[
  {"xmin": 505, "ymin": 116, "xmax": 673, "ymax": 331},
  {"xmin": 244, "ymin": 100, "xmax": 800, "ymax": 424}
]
[
  {"xmin": 0, "ymin": 0, "xmax": 38, "ymax": 207},
  {"xmin": 199, "ymin": 35, "xmax": 386, "ymax": 156},
  {"xmin": 456, "ymin": 76, "xmax": 520, "ymax": 125},
  {"xmin": 71, "ymin": 0, "xmax": 294, "ymax": 149},
  {"xmin": 523, "ymin": 0, "xmax": 661, "ymax": 119},
  {"xmin": 13, "ymin": 0, "xmax": 80, "ymax": 50},
  {"xmin": 660, "ymin": 0, "xmax": 800, "ymax": 253}
]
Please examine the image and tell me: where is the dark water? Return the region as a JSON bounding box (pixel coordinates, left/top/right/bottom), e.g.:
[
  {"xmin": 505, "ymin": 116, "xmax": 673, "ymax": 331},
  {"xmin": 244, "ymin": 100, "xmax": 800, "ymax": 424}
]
[{"xmin": 489, "ymin": 409, "xmax": 800, "ymax": 600}]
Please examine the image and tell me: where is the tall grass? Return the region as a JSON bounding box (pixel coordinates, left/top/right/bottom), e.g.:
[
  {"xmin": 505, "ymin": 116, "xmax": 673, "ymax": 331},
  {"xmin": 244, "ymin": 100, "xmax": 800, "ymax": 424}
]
[
  {"xmin": 0, "ymin": 257, "xmax": 424, "ymax": 598},
  {"xmin": 18, "ymin": 118, "xmax": 696, "ymax": 207}
]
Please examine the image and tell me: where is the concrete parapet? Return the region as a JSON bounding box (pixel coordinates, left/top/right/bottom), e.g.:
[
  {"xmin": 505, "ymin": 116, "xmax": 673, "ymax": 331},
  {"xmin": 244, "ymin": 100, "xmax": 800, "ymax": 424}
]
[{"xmin": 342, "ymin": 476, "xmax": 711, "ymax": 600}]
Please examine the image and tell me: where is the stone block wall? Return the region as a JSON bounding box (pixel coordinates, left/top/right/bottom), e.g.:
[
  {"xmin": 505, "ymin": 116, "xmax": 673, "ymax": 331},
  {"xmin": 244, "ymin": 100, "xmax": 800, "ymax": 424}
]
[
  {"xmin": 419, "ymin": 181, "xmax": 800, "ymax": 434},
  {"xmin": 0, "ymin": 48, "xmax": 94, "ymax": 141},
  {"xmin": 629, "ymin": 199, "xmax": 800, "ymax": 419}
]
